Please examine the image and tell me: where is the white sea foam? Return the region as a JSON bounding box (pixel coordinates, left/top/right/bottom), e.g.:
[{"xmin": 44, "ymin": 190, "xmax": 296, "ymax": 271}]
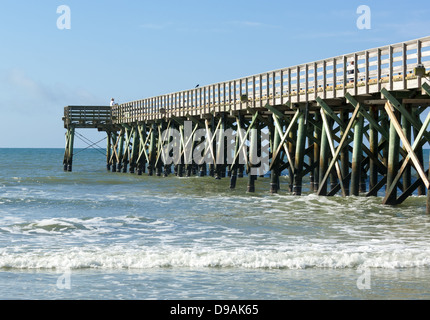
[{"xmin": 1, "ymin": 246, "xmax": 429, "ymax": 270}]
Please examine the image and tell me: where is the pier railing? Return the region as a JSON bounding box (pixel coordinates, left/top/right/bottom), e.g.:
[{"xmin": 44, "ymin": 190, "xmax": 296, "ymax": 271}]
[
  {"xmin": 63, "ymin": 106, "xmax": 112, "ymax": 128},
  {"xmin": 111, "ymin": 36, "xmax": 430, "ymax": 124}
]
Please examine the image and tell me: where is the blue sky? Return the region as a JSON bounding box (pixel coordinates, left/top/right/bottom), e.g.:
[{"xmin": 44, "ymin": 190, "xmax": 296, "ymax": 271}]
[{"xmin": 0, "ymin": 0, "xmax": 429, "ymax": 148}]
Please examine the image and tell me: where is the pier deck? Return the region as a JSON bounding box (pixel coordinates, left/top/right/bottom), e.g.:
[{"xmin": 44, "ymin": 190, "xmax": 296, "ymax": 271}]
[{"xmin": 63, "ymin": 36, "xmax": 430, "ymax": 212}]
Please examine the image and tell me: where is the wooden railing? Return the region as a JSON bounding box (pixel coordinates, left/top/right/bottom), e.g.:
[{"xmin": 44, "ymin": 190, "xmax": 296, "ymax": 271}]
[
  {"xmin": 111, "ymin": 36, "xmax": 430, "ymax": 124},
  {"xmin": 63, "ymin": 106, "xmax": 112, "ymax": 128}
]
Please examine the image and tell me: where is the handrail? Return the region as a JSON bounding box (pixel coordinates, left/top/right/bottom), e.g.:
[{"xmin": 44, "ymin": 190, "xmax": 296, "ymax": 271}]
[
  {"xmin": 63, "ymin": 106, "xmax": 112, "ymax": 127},
  {"xmin": 111, "ymin": 36, "xmax": 430, "ymax": 124}
]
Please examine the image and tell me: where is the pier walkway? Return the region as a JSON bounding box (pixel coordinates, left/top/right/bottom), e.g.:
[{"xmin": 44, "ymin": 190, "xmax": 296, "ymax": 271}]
[{"xmin": 63, "ymin": 36, "xmax": 430, "ymax": 212}]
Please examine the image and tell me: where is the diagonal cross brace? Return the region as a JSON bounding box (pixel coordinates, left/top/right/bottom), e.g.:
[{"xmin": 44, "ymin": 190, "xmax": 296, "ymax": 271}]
[
  {"xmin": 318, "ymin": 96, "xmax": 391, "ymax": 173},
  {"xmin": 316, "ymin": 102, "xmax": 362, "ymax": 196},
  {"xmin": 270, "ymin": 111, "xmax": 299, "ymax": 171},
  {"xmin": 383, "ymin": 106, "xmax": 430, "ymax": 203},
  {"xmin": 230, "ymin": 112, "xmax": 260, "ymax": 167},
  {"xmin": 381, "ymin": 88, "xmax": 430, "ymax": 142},
  {"xmin": 345, "ymin": 93, "xmax": 390, "ymax": 140}
]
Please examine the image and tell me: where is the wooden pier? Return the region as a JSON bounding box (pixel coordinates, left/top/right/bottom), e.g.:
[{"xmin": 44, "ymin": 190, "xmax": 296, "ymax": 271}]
[{"xmin": 63, "ymin": 36, "xmax": 430, "ymax": 212}]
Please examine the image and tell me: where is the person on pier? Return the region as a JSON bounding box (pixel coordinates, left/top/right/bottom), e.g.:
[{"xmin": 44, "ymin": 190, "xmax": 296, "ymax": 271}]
[
  {"xmin": 347, "ymin": 61, "xmax": 357, "ymax": 83},
  {"xmin": 110, "ymin": 98, "xmax": 118, "ymax": 106}
]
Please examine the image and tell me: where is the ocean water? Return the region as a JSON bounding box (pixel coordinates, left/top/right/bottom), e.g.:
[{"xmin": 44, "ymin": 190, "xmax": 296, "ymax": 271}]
[{"xmin": 0, "ymin": 148, "xmax": 430, "ymax": 300}]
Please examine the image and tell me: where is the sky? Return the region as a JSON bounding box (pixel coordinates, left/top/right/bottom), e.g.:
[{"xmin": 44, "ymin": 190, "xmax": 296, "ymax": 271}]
[{"xmin": 0, "ymin": 0, "xmax": 429, "ymax": 148}]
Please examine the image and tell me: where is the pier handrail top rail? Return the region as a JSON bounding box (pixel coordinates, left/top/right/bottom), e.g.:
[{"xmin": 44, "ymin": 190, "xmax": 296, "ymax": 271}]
[
  {"xmin": 120, "ymin": 35, "xmax": 430, "ymax": 104},
  {"xmin": 65, "ymin": 105, "xmax": 111, "ymax": 109}
]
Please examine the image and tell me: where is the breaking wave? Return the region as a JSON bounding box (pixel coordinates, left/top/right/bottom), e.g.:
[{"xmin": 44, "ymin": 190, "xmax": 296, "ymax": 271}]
[{"xmin": 1, "ymin": 246, "xmax": 430, "ymax": 270}]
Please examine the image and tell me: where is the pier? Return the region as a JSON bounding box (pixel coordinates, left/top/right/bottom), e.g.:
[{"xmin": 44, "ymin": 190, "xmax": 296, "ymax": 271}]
[{"xmin": 63, "ymin": 36, "xmax": 430, "ymax": 212}]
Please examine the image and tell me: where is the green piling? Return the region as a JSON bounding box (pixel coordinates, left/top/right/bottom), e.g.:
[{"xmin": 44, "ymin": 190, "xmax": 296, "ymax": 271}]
[
  {"xmin": 247, "ymin": 121, "xmax": 258, "ymax": 193},
  {"xmin": 340, "ymin": 111, "xmax": 350, "ymax": 195},
  {"xmin": 402, "ymin": 107, "xmax": 412, "ymax": 191},
  {"xmin": 230, "ymin": 117, "xmax": 242, "ymax": 189},
  {"xmin": 130, "ymin": 127, "xmax": 139, "ymax": 174},
  {"xmin": 351, "ymin": 113, "xmax": 364, "ymax": 196},
  {"xmin": 111, "ymin": 132, "xmax": 118, "ymax": 173},
  {"xmin": 63, "ymin": 126, "xmax": 75, "ymax": 172},
  {"xmin": 293, "ymin": 109, "xmax": 306, "ymax": 196},
  {"xmin": 386, "ymin": 110, "xmax": 401, "ymax": 205},
  {"xmin": 288, "ymin": 122, "xmax": 296, "ymax": 192},
  {"xmin": 427, "ymin": 156, "xmax": 430, "ymax": 214},
  {"xmin": 369, "ymin": 106, "xmax": 379, "ymax": 190},
  {"xmin": 117, "ymin": 128, "xmax": 125, "ymax": 172},
  {"xmin": 137, "ymin": 124, "xmax": 147, "ymax": 175},
  {"xmin": 307, "ymin": 114, "xmax": 315, "ymax": 192},
  {"xmin": 313, "ymin": 113, "xmax": 321, "ymax": 192},
  {"xmin": 106, "ymin": 131, "xmax": 112, "ymax": 171},
  {"xmin": 318, "ymin": 115, "xmax": 329, "ymax": 196},
  {"xmin": 215, "ymin": 115, "xmax": 225, "ymax": 180},
  {"xmin": 270, "ymin": 117, "xmax": 281, "ymax": 194},
  {"xmin": 413, "ymin": 108, "xmax": 426, "ymax": 196},
  {"xmin": 148, "ymin": 124, "xmax": 157, "ymax": 176},
  {"xmin": 122, "ymin": 127, "xmax": 130, "ymax": 173}
]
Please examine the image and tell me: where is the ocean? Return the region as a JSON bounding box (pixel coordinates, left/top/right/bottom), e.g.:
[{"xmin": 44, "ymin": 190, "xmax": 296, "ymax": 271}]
[{"xmin": 0, "ymin": 148, "xmax": 430, "ymax": 300}]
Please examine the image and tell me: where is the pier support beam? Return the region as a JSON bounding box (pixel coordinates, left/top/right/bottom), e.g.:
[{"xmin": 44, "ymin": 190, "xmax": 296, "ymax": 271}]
[
  {"xmin": 247, "ymin": 121, "xmax": 258, "ymax": 193},
  {"xmin": 137, "ymin": 124, "xmax": 148, "ymax": 175},
  {"xmin": 351, "ymin": 114, "xmax": 364, "ymax": 196},
  {"xmin": 385, "ymin": 108, "xmax": 401, "ymax": 205},
  {"xmin": 307, "ymin": 113, "xmax": 315, "ymax": 192},
  {"xmin": 63, "ymin": 126, "xmax": 75, "ymax": 172},
  {"xmin": 230, "ymin": 115, "xmax": 243, "ymax": 190},
  {"xmin": 413, "ymin": 107, "xmax": 426, "ymax": 196},
  {"xmin": 110, "ymin": 132, "xmax": 118, "ymax": 172},
  {"xmin": 382, "ymin": 100, "xmax": 430, "ymax": 205},
  {"xmin": 401, "ymin": 107, "xmax": 412, "ymax": 191},
  {"xmin": 148, "ymin": 124, "xmax": 157, "ymax": 176},
  {"xmin": 130, "ymin": 126, "xmax": 139, "ymax": 174},
  {"xmin": 313, "ymin": 113, "xmax": 321, "ymax": 192},
  {"xmin": 382, "ymin": 87, "xmax": 430, "ymax": 205},
  {"xmin": 340, "ymin": 111, "xmax": 350, "ymax": 195},
  {"xmin": 117, "ymin": 128, "xmax": 125, "ymax": 172},
  {"xmin": 106, "ymin": 131, "xmax": 112, "ymax": 171},
  {"xmin": 288, "ymin": 123, "xmax": 297, "ymax": 193},
  {"xmin": 270, "ymin": 117, "xmax": 281, "ymax": 194},
  {"xmin": 427, "ymin": 155, "xmax": 430, "ymax": 215},
  {"xmin": 293, "ymin": 108, "xmax": 307, "ymax": 196},
  {"xmin": 369, "ymin": 106, "xmax": 379, "ymax": 190},
  {"xmin": 318, "ymin": 116, "xmax": 329, "ymax": 196},
  {"xmin": 122, "ymin": 126, "xmax": 132, "ymax": 173},
  {"xmin": 215, "ymin": 115, "xmax": 226, "ymax": 180}
]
